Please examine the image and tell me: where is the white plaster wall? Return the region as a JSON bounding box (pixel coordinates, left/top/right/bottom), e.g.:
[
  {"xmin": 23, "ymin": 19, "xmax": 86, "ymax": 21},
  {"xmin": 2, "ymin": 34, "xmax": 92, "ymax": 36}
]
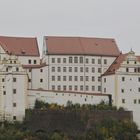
[{"xmin": 27, "ymin": 90, "xmax": 109, "ymax": 108}]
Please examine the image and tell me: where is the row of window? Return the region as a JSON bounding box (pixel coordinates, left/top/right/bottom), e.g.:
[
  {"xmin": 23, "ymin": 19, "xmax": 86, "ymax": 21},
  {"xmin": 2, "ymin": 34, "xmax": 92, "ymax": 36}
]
[
  {"xmin": 121, "ymin": 88, "xmax": 140, "ymax": 93},
  {"xmin": 126, "ymin": 67, "xmax": 140, "ymax": 73},
  {"xmin": 3, "ymin": 89, "xmax": 17, "ymax": 95},
  {"xmin": 2, "ymin": 77, "xmax": 17, "ymax": 82},
  {"xmin": 122, "ymin": 77, "xmax": 140, "ymax": 82},
  {"xmin": 28, "ymin": 69, "xmax": 43, "ymax": 73},
  {"xmin": 6, "ymin": 67, "xmax": 19, "ymax": 72},
  {"xmin": 51, "ymin": 67, "xmax": 102, "ymax": 73},
  {"xmin": 51, "ymin": 76, "xmax": 101, "ymax": 82},
  {"xmin": 122, "ymin": 99, "xmax": 140, "ymax": 104},
  {"xmin": 51, "ymin": 57, "xmax": 107, "ymax": 64},
  {"xmin": 51, "ymin": 85, "xmax": 101, "ymax": 91},
  {"xmin": 28, "ymin": 59, "xmax": 37, "ymax": 64}
]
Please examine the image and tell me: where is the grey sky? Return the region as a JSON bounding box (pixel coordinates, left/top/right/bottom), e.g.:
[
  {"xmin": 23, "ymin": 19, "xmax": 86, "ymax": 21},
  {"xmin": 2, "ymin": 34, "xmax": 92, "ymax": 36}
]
[{"xmin": 0, "ymin": 0, "xmax": 140, "ymax": 54}]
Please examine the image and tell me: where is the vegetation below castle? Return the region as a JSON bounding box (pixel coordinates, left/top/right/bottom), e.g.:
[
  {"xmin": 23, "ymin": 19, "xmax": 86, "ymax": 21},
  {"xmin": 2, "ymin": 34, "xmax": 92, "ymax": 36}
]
[{"xmin": 0, "ymin": 100, "xmax": 138, "ymax": 140}]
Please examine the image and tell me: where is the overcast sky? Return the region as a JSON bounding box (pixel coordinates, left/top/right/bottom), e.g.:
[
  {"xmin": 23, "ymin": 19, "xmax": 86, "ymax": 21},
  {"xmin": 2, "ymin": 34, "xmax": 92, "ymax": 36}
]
[{"xmin": 0, "ymin": 0, "xmax": 140, "ymax": 54}]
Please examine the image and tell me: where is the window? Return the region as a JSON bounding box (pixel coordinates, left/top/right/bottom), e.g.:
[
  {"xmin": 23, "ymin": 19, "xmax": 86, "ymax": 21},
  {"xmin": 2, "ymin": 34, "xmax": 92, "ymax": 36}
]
[
  {"xmin": 80, "ymin": 76, "xmax": 83, "ymax": 81},
  {"xmin": 98, "ymin": 68, "xmax": 101, "ymax": 73},
  {"xmin": 138, "ymin": 88, "xmax": 140, "ymax": 92},
  {"xmin": 28, "ymin": 60, "xmax": 31, "ymax": 64},
  {"xmin": 80, "ymin": 85, "xmax": 83, "ymax": 91},
  {"xmin": 134, "ymin": 68, "xmax": 137, "ymax": 73},
  {"xmin": 63, "ymin": 58, "xmax": 66, "ymax": 63},
  {"xmin": 63, "ymin": 86, "xmax": 66, "ymax": 91},
  {"xmin": 63, "ymin": 67, "xmax": 66, "ymax": 72},
  {"xmin": 74, "ymin": 67, "xmax": 78, "ymax": 72},
  {"xmin": 34, "ymin": 60, "xmax": 37, "ymax": 64},
  {"xmin": 86, "ymin": 58, "xmax": 88, "ymax": 63},
  {"xmin": 104, "ymin": 78, "xmax": 106, "ymax": 83},
  {"xmin": 134, "ymin": 99, "xmax": 137, "ymax": 104},
  {"xmin": 14, "ymin": 61, "xmax": 16, "ymax": 64},
  {"xmin": 80, "ymin": 57, "xmax": 83, "ymax": 63},
  {"xmin": 121, "ymin": 89, "xmax": 124, "ymax": 93},
  {"xmin": 63, "ymin": 76, "xmax": 66, "ymax": 81},
  {"xmin": 92, "ymin": 76, "xmax": 95, "ymax": 82},
  {"xmin": 74, "ymin": 76, "xmax": 78, "ymax": 81},
  {"xmin": 69, "ymin": 76, "xmax": 72, "ymax": 81},
  {"xmin": 86, "ymin": 76, "xmax": 88, "ymax": 81},
  {"xmin": 13, "ymin": 116, "xmax": 16, "ymax": 120},
  {"xmin": 2, "ymin": 78, "xmax": 4, "ymax": 82},
  {"xmin": 40, "ymin": 79, "xmax": 43, "ymax": 82},
  {"xmin": 69, "ymin": 67, "xmax": 72, "ymax": 72},
  {"xmin": 52, "ymin": 67, "xmax": 55, "ymax": 72},
  {"xmin": 6, "ymin": 67, "xmax": 8, "ymax": 72},
  {"xmin": 122, "ymin": 99, "xmax": 125, "ymax": 104},
  {"xmin": 139, "ymin": 99, "xmax": 140, "ymax": 104},
  {"xmin": 92, "ymin": 59, "xmax": 95, "ymax": 64},
  {"xmin": 52, "ymin": 76, "xmax": 55, "ymax": 81},
  {"xmin": 57, "ymin": 58, "xmax": 61, "ymax": 63},
  {"xmin": 57, "ymin": 67, "xmax": 61, "ymax": 72},
  {"xmin": 29, "ymin": 69, "xmax": 31, "ymax": 72},
  {"xmin": 98, "ymin": 86, "xmax": 101, "ymax": 91},
  {"xmin": 104, "ymin": 88, "xmax": 106, "ymax": 93},
  {"xmin": 13, "ymin": 103, "xmax": 16, "ymax": 107},
  {"xmin": 98, "ymin": 59, "xmax": 101, "ymax": 64},
  {"xmin": 57, "ymin": 76, "xmax": 61, "ymax": 81},
  {"xmin": 104, "ymin": 59, "xmax": 107, "ymax": 64},
  {"xmin": 122, "ymin": 77, "xmax": 125, "ymax": 81},
  {"xmin": 127, "ymin": 61, "xmax": 129, "ymax": 64},
  {"xmin": 16, "ymin": 67, "xmax": 19, "ymax": 72},
  {"xmin": 52, "ymin": 58, "xmax": 55, "ymax": 63},
  {"xmin": 138, "ymin": 77, "xmax": 140, "ymax": 82},
  {"xmin": 52, "ymin": 85, "xmax": 55, "ymax": 90},
  {"xmin": 58, "ymin": 85, "xmax": 61, "ymax": 91},
  {"xmin": 80, "ymin": 67, "xmax": 83, "ymax": 72},
  {"xmin": 28, "ymin": 79, "xmax": 31, "ymax": 82},
  {"xmin": 126, "ymin": 68, "xmax": 129, "ymax": 72},
  {"xmin": 74, "ymin": 86, "xmax": 78, "ymax": 91},
  {"xmin": 92, "ymin": 86, "xmax": 95, "ymax": 91},
  {"xmin": 13, "ymin": 89, "xmax": 16, "ymax": 94},
  {"xmin": 40, "ymin": 69, "xmax": 43, "ymax": 72},
  {"xmin": 86, "ymin": 86, "xmax": 89, "ymax": 91},
  {"xmin": 98, "ymin": 77, "xmax": 101, "ymax": 82},
  {"xmin": 69, "ymin": 57, "xmax": 72, "ymax": 63},
  {"xmin": 86, "ymin": 67, "xmax": 88, "ymax": 72},
  {"xmin": 13, "ymin": 78, "xmax": 16, "ymax": 82},
  {"xmin": 3, "ymin": 91, "xmax": 6, "ymax": 95},
  {"xmin": 74, "ymin": 57, "xmax": 78, "ymax": 63},
  {"xmin": 92, "ymin": 67, "xmax": 95, "ymax": 73},
  {"xmin": 69, "ymin": 85, "xmax": 72, "ymax": 91}
]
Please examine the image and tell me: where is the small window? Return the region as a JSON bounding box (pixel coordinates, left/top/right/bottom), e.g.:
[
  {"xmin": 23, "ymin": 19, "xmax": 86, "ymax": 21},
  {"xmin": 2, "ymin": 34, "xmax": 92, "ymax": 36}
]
[
  {"xmin": 98, "ymin": 86, "xmax": 101, "ymax": 91},
  {"xmin": 57, "ymin": 76, "xmax": 61, "ymax": 81},
  {"xmin": 34, "ymin": 60, "xmax": 37, "ymax": 64},
  {"xmin": 13, "ymin": 78, "xmax": 16, "ymax": 82},
  {"xmin": 74, "ymin": 86, "xmax": 78, "ymax": 91},
  {"xmin": 74, "ymin": 67, "xmax": 78, "ymax": 72},
  {"xmin": 63, "ymin": 86, "xmax": 66, "ymax": 91},
  {"xmin": 92, "ymin": 86, "xmax": 95, "ymax": 91},
  {"xmin": 13, "ymin": 103, "xmax": 16, "ymax": 107},
  {"xmin": 52, "ymin": 67, "xmax": 55, "ymax": 72},
  {"xmin": 80, "ymin": 67, "xmax": 83, "ymax": 72},
  {"xmin": 138, "ymin": 88, "xmax": 140, "ymax": 92},
  {"xmin": 14, "ymin": 61, "xmax": 16, "ymax": 64},
  {"xmin": 13, "ymin": 89, "xmax": 16, "ymax": 94},
  {"xmin": 52, "ymin": 76, "xmax": 55, "ymax": 81},
  {"xmin": 86, "ymin": 76, "xmax": 88, "ymax": 81},
  {"xmin": 86, "ymin": 86, "xmax": 89, "ymax": 91},
  {"xmin": 138, "ymin": 77, "xmax": 140, "ymax": 82},
  {"xmin": 63, "ymin": 67, "xmax": 66, "ymax": 72},
  {"xmin": 80, "ymin": 85, "xmax": 83, "ymax": 91},
  {"xmin": 104, "ymin": 78, "xmax": 106, "ymax": 83},
  {"xmin": 57, "ymin": 67, "xmax": 61, "ymax": 72},
  {"xmin": 29, "ymin": 69, "xmax": 32, "ymax": 72},
  {"xmin": 63, "ymin": 58, "xmax": 66, "ymax": 63},
  {"xmin": 2, "ymin": 78, "xmax": 4, "ymax": 82},
  {"xmin": 28, "ymin": 79, "xmax": 31, "ymax": 82},
  {"xmin": 16, "ymin": 67, "xmax": 19, "ymax": 72},
  {"xmin": 80, "ymin": 57, "xmax": 83, "ymax": 63},
  {"xmin": 134, "ymin": 99, "xmax": 137, "ymax": 104},
  {"xmin": 98, "ymin": 77, "xmax": 101, "ymax": 82},
  {"xmin": 69, "ymin": 76, "xmax": 72, "ymax": 81},
  {"xmin": 86, "ymin": 58, "xmax": 88, "ymax": 63},
  {"xmin": 52, "ymin": 58, "xmax": 55, "ymax": 63},
  {"xmin": 40, "ymin": 79, "xmax": 43, "ymax": 82},
  {"xmin": 86, "ymin": 67, "xmax": 88, "ymax": 72},
  {"xmin": 13, "ymin": 116, "xmax": 16, "ymax": 120},
  {"xmin": 57, "ymin": 85, "xmax": 61, "ymax": 91},
  {"xmin": 126, "ymin": 68, "xmax": 129, "ymax": 72},
  {"xmin": 74, "ymin": 57, "xmax": 78, "ymax": 63},
  {"xmin": 98, "ymin": 59, "xmax": 101, "ymax": 64},
  {"xmin": 121, "ymin": 89, "xmax": 124, "ymax": 93},
  {"xmin": 74, "ymin": 76, "xmax": 78, "ymax": 81},
  {"xmin": 28, "ymin": 60, "xmax": 31, "ymax": 64},
  {"xmin": 69, "ymin": 85, "xmax": 72, "ymax": 91},
  {"xmin": 104, "ymin": 88, "xmax": 106, "ymax": 93},
  {"xmin": 69, "ymin": 57, "xmax": 72, "ymax": 63},
  {"xmin": 104, "ymin": 59, "xmax": 107, "ymax": 64},
  {"xmin": 63, "ymin": 76, "xmax": 66, "ymax": 81},
  {"xmin": 122, "ymin": 77, "xmax": 125, "ymax": 81},
  {"xmin": 3, "ymin": 91, "xmax": 6, "ymax": 95},
  {"xmin": 80, "ymin": 76, "xmax": 83, "ymax": 81},
  {"xmin": 122, "ymin": 99, "xmax": 125, "ymax": 103},
  {"xmin": 98, "ymin": 68, "xmax": 101, "ymax": 73},
  {"xmin": 69, "ymin": 67, "xmax": 72, "ymax": 72},
  {"xmin": 92, "ymin": 59, "xmax": 95, "ymax": 64},
  {"xmin": 139, "ymin": 99, "xmax": 140, "ymax": 104},
  {"xmin": 52, "ymin": 85, "xmax": 55, "ymax": 90},
  {"xmin": 92, "ymin": 67, "xmax": 95, "ymax": 73},
  {"xmin": 40, "ymin": 69, "xmax": 43, "ymax": 72},
  {"xmin": 57, "ymin": 58, "xmax": 61, "ymax": 63}
]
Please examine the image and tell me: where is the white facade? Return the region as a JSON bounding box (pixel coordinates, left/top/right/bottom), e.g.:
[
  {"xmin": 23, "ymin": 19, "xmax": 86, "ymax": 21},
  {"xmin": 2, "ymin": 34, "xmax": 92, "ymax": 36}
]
[{"xmin": 102, "ymin": 50, "xmax": 140, "ymax": 128}]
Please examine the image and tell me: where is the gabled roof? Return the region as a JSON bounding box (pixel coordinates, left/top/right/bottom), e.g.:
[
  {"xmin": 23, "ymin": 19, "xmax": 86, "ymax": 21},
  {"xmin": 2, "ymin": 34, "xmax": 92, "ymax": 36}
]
[
  {"xmin": 102, "ymin": 54, "xmax": 140, "ymax": 76},
  {"xmin": 0, "ymin": 36, "xmax": 39, "ymax": 56},
  {"xmin": 44, "ymin": 36, "xmax": 120, "ymax": 57}
]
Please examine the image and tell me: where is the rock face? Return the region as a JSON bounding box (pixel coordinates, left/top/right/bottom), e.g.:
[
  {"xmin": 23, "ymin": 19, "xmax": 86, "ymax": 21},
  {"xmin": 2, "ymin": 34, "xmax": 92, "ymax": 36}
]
[{"xmin": 25, "ymin": 110, "xmax": 133, "ymax": 137}]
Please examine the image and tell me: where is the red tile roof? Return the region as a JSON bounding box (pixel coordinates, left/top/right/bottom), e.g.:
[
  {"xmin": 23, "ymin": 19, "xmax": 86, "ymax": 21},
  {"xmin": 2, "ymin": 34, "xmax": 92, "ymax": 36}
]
[
  {"xmin": 45, "ymin": 36, "xmax": 120, "ymax": 56},
  {"xmin": 102, "ymin": 54, "xmax": 140, "ymax": 76},
  {"xmin": 0, "ymin": 36, "xmax": 39, "ymax": 56}
]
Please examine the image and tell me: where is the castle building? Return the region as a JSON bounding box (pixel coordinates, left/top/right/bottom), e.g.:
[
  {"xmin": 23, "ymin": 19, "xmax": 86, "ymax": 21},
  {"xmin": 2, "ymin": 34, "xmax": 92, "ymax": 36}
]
[{"xmin": 0, "ymin": 35, "xmax": 140, "ymax": 128}]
